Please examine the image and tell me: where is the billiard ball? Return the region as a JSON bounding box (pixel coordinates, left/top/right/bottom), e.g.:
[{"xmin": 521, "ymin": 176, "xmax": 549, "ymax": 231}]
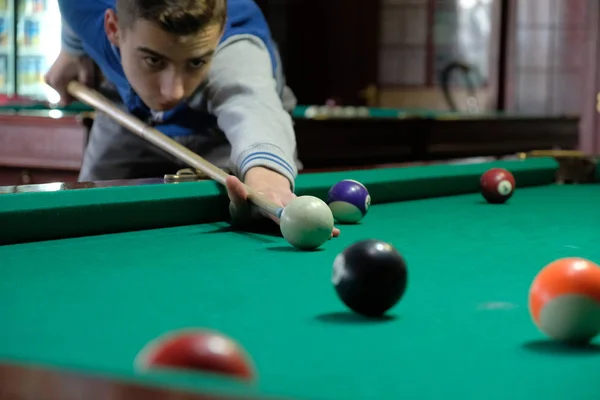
[
  {"xmin": 480, "ymin": 168, "xmax": 515, "ymax": 203},
  {"xmin": 327, "ymin": 180, "xmax": 371, "ymax": 223},
  {"xmin": 134, "ymin": 329, "xmax": 255, "ymax": 381},
  {"xmin": 332, "ymin": 239, "xmax": 407, "ymax": 317},
  {"xmin": 529, "ymin": 258, "xmax": 600, "ymax": 343},
  {"xmin": 304, "ymin": 106, "xmax": 317, "ymax": 118},
  {"xmin": 279, "ymin": 195, "xmax": 334, "ymax": 250}
]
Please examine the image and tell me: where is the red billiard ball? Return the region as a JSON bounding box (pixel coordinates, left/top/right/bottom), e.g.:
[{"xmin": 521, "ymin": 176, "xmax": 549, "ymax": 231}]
[
  {"xmin": 480, "ymin": 168, "xmax": 515, "ymax": 203},
  {"xmin": 134, "ymin": 329, "xmax": 255, "ymax": 381},
  {"xmin": 529, "ymin": 258, "xmax": 600, "ymax": 343}
]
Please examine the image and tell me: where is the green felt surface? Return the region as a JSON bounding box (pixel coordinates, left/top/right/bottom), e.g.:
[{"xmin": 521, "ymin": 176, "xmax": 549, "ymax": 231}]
[
  {"xmin": 0, "ymin": 158, "xmax": 557, "ymax": 245},
  {"xmin": 1, "ymin": 164, "xmax": 600, "ymax": 398},
  {"xmin": 0, "ymin": 102, "xmax": 94, "ymax": 117}
]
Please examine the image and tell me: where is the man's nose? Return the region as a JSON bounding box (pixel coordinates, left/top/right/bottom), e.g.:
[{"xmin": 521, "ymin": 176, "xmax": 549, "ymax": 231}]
[{"xmin": 160, "ymin": 73, "xmax": 185, "ymax": 103}]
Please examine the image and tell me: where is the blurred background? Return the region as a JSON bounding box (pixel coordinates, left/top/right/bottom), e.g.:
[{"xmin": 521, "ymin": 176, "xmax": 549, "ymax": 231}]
[
  {"xmin": 0, "ymin": 0, "xmax": 597, "ymax": 186},
  {"xmin": 0, "ymin": 0, "xmax": 61, "ymax": 102}
]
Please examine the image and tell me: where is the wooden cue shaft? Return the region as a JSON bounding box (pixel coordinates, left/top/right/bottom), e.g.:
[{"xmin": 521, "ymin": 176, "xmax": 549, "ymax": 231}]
[{"xmin": 67, "ymin": 81, "xmax": 284, "ymax": 218}]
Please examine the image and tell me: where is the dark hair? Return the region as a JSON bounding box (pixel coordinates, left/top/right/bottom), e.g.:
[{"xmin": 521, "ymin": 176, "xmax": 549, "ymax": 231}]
[{"xmin": 116, "ymin": 0, "xmax": 227, "ymax": 35}]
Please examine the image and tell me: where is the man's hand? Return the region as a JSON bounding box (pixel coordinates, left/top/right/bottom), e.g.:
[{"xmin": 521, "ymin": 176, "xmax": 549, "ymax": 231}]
[
  {"xmin": 226, "ymin": 167, "xmax": 340, "ymax": 237},
  {"xmin": 44, "ymin": 50, "xmax": 96, "ymax": 106}
]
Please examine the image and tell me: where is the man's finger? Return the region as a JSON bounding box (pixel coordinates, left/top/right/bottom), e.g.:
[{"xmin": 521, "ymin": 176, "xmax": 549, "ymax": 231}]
[
  {"xmin": 78, "ymin": 65, "xmax": 95, "ymax": 87},
  {"xmin": 57, "ymin": 91, "xmax": 72, "ymax": 106},
  {"xmin": 226, "ymin": 176, "xmax": 252, "ymax": 223},
  {"xmin": 52, "ymin": 79, "xmax": 73, "ymax": 106},
  {"xmin": 78, "ymin": 69, "xmax": 90, "ymax": 87},
  {"xmin": 226, "ymin": 176, "xmax": 247, "ymax": 204},
  {"xmin": 254, "ymin": 191, "xmax": 284, "ymax": 224}
]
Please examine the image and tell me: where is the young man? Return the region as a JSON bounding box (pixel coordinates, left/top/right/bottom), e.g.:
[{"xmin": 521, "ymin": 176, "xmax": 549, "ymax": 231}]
[{"xmin": 47, "ymin": 0, "xmax": 337, "ymax": 233}]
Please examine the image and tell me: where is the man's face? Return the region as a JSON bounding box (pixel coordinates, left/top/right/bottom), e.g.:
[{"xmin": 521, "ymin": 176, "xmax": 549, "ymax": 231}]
[{"xmin": 105, "ymin": 10, "xmax": 222, "ymax": 111}]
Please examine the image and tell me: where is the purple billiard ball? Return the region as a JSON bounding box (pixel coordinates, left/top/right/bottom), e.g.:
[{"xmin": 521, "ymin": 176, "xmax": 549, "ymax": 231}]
[{"xmin": 327, "ymin": 179, "xmax": 371, "ymax": 223}]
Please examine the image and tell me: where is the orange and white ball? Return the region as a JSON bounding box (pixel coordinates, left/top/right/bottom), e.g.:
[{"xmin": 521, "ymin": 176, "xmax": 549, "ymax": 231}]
[{"xmin": 528, "ymin": 257, "xmax": 600, "ymax": 343}]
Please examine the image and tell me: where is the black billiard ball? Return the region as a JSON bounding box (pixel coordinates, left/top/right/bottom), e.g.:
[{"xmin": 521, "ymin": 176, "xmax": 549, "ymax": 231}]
[
  {"xmin": 332, "ymin": 239, "xmax": 408, "ymax": 317},
  {"xmin": 480, "ymin": 168, "xmax": 515, "ymax": 204}
]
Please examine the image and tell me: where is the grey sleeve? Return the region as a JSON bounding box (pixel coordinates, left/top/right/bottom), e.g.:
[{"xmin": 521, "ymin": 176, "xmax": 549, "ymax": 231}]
[
  {"xmin": 206, "ymin": 35, "xmax": 298, "ymax": 189},
  {"xmin": 61, "ymin": 19, "xmax": 85, "ymax": 56}
]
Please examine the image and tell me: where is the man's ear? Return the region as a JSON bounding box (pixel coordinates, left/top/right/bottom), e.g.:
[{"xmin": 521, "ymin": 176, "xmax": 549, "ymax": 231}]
[{"xmin": 104, "ymin": 9, "xmax": 121, "ymax": 46}]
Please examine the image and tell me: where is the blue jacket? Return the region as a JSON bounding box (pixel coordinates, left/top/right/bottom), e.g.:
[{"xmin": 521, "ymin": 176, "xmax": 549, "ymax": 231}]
[{"xmin": 58, "ymin": 0, "xmax": 278, "ymax": 137}]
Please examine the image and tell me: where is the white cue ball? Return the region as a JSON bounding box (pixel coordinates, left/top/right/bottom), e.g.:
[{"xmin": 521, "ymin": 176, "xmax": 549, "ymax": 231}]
[{"xmin": 279, "ymin": 195, "xmax": 334, "ymax": 250}]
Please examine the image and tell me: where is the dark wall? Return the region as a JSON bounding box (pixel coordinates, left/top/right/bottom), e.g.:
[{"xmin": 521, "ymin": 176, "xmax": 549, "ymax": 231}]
[
  {"xmin": 255, "ymin": 0, "xmax": 380, "ymax": 106},
  {"xmin": 254, "ymin": 0, "xmax": 289, "ymax": 69}
]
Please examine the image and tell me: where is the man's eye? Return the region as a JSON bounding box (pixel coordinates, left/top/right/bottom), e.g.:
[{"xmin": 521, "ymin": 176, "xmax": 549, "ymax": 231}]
[
  {"xmin": 144, "ymin": 56, "xmax": 162, "ymax": 67},
  {"xmin": 189, "ymin": 59, "xmax": 206, "ymax": 69}
]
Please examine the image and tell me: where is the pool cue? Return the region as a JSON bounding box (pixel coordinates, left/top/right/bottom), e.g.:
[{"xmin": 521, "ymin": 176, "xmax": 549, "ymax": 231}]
[{"xmin": 66, "ymin": 81, "xmax": 284, "ymax": 219}]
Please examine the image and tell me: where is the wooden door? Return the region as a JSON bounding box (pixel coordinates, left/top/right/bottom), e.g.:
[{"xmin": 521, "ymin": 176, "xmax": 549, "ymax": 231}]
[{"xmin": 581, "ymin": 0, "xmax": 600, "ymax": 154}]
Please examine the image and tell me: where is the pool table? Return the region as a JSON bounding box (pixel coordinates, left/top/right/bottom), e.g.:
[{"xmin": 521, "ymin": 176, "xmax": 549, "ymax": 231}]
[
  {"xmin": 291, "ymin": 105, "xmax": 579, "ymax": 169},
  {"xmin": 0, "ymin": 99, "xmax": 579, "ymax": 187},
  {"xmin": 1, "ymin": 155, "xmax": 600, "ymax": 399}
]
